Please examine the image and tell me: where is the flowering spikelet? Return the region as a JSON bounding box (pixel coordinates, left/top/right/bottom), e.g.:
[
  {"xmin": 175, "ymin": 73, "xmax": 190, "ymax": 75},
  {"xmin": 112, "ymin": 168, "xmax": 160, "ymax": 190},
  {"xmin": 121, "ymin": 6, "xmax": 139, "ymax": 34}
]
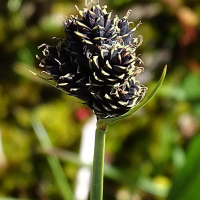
[
  {"xmin": 37, "ymin": 0, "xmax": 148, "ymax": 118},
  {"xmin": 64, "ymin": 1, "xmax": 141, "ymax": 52}
]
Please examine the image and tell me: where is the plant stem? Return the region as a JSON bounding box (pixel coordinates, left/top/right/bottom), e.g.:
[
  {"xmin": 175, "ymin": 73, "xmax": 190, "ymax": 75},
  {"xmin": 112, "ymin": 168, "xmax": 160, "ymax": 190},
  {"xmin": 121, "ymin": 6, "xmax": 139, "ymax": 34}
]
[{"xmin": 90, "ymin": 122, "xmax": 109, "ymax": 200}]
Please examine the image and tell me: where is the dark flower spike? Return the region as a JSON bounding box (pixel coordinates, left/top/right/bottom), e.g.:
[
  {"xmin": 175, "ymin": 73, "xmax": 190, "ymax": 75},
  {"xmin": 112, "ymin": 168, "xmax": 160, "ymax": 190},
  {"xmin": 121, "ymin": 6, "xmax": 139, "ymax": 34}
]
[
  {"xmin": 64, "ymin": 0, "xmax": 141, "ymax": 52},
  {"xmin": 36, "ymin": 37, "xmax": 147, "ymax": 118},
  {"xmin": 97, "ymin": 65, "xmax": 167, "ymax": 124},
  {"xmin": 34, "ymin": 0, "xmax": 167, "ymax": 120},
  {"xmin": 36, "ymin": 41, "xmax": 92, "ymax": 102}
]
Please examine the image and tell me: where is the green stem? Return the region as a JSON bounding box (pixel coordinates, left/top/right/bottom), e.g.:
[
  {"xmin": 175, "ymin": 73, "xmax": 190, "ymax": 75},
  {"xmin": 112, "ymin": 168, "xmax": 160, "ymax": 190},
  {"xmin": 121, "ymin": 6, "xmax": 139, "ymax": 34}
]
[{"xmin": 90, "ymin": 122, "xmax": 109, "ymax": 200}]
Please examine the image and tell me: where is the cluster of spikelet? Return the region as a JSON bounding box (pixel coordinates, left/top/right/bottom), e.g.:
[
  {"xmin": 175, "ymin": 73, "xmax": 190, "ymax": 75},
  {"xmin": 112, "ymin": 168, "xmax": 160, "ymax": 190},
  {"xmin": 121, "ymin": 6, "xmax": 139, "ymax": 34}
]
[{"xmin": 37, "ymin": 0, "xmax": 148, "ymax": 118}]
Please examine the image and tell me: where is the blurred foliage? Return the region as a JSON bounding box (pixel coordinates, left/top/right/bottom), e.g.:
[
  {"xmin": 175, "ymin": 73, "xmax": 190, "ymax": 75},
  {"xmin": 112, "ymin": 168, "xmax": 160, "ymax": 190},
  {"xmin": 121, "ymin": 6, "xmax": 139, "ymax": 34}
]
[{"xmin": 0, "ymin": 0, "xmax": 200, "ymax": 200}]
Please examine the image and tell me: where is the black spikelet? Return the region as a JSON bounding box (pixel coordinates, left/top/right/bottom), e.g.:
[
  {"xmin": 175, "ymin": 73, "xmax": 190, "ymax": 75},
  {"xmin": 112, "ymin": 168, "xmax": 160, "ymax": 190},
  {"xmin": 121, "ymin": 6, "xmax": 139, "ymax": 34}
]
[
  {"xmin": 64, "ymin": 1, "xmax": 142, "ymax": 52},
  {"xmin": 37, "ymin": 0, "xmax": 148, "ymax": 119},
  {"xmin": 37, "ymin": 40, "xmax": 92, "ymax": 102}
]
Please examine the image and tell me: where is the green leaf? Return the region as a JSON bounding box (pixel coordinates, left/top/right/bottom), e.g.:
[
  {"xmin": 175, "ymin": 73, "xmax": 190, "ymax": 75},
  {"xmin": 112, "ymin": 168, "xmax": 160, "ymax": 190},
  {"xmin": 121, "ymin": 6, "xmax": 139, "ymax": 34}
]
[
  {"xmin": 166, "ymin": 133, "xmax": 200, "ymax": 200},
  {"xmin": 182, "ymin": 73, "xmax": 200, "ymax": 100},
  {"xmin": 31, "ymin": 115, "xmax": 74, "ymax": 200},
  {"xmin": 29, "ymin": 70, "xmax": 65, "ymax": 92},
  {"xmin": 98, "ymin": 65, "xmax": 167, "ymax": 124}
]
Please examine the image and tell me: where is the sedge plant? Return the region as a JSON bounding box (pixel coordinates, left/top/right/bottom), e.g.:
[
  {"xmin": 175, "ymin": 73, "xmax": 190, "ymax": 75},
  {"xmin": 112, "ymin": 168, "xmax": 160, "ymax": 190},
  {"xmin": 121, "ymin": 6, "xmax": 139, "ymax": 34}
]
[{"xmin": 31, "ymin": 0, "xmax": 167, "ymax": 199}]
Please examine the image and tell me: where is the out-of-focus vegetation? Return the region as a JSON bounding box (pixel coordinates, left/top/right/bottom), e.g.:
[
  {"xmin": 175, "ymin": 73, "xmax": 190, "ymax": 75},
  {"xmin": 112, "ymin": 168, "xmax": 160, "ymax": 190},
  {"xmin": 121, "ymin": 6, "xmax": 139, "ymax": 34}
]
[{"xmin": 0, "ymin": 0, "xmax": 200, "ymax": 199}]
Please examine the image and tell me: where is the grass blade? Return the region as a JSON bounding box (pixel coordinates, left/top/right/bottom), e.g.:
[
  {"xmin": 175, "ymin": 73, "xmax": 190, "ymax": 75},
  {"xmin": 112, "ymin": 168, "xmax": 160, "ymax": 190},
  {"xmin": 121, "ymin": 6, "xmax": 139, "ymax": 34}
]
[
  {"xmin": 166, "ymin": 133, "xmax": 200, "ymax": 200},
  {"xmin": 31, "ymin": 115, "xmax": 74, "ymax": 200}
]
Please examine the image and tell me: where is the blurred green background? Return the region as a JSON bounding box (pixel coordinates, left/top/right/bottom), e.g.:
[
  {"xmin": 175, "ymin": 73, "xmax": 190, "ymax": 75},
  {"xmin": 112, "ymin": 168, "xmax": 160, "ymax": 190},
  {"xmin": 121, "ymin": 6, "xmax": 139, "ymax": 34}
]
[{"xmin": 0, "ymin": 0, "xmax": 200, "ymax": 199}]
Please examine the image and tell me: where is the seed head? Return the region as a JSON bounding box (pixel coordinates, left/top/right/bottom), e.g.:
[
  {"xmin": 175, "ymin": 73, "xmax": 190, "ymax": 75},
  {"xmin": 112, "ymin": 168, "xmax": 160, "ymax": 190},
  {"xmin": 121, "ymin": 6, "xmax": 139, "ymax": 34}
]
[{"xmin": 37, "ymin": 1, "xmax": 148, "ymax": 119}]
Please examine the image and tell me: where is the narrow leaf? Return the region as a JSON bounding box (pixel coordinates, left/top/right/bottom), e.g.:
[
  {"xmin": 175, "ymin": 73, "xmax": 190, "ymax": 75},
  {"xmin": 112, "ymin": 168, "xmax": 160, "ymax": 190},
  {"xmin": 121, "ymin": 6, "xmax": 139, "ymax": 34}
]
[
  {"xmin": 31, "ymin": 115, "xmax": 74, "ymax": 200},
  {"xmin": 29, "ymin": 70, "xmax": 69, "ymax": 94},
  {"xmin": 166, "ymin": 133, "xmax": 200, "ymax": 200}
]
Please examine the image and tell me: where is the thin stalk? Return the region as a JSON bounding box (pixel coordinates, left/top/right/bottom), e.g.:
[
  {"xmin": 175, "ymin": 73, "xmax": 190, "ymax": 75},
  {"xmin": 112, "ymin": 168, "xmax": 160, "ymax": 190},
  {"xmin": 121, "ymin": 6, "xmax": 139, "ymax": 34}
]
[{"xmin": 90, "ymin": 122, "xmax": 109, "ymax": 200}]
